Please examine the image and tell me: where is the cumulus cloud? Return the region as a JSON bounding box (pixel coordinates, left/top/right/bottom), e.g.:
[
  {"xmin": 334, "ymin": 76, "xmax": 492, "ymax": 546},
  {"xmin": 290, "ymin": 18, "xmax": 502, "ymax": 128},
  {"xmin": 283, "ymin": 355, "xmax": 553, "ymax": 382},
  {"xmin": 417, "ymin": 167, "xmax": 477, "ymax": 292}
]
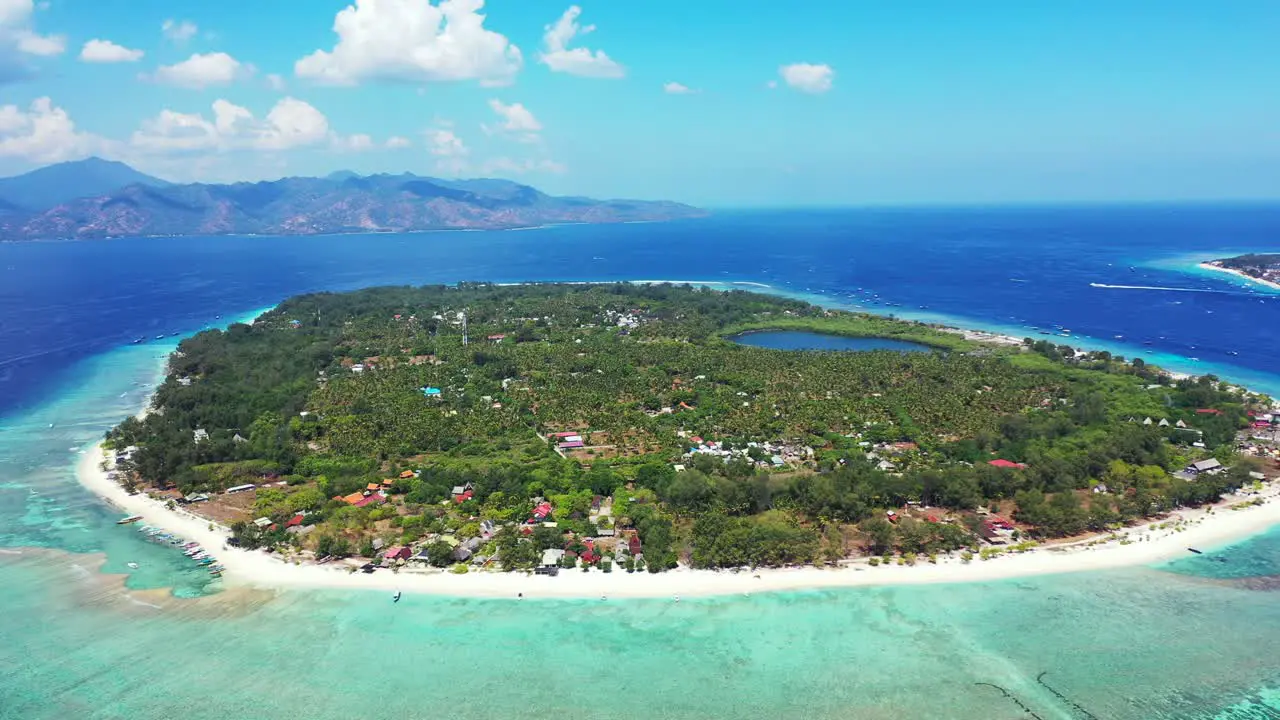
[
  {"xmin": 425, "ymin": 128, "xmax": 467, "ymax": 157},
  {"xmin": 663, "ymin": 81, "xmax": 695, "ymax": 95},
  {"xmin": 778, "ymin": 63, "xmax": 833, "ymax": 94},
  {"xmin": 385, "ymin": 135, "xmax": 411, "ymax": 149},
  {"xmin": 79, "ymin": 39, "xmax": 144, "ymax": 63},
  {"xmin": 0, "ymin": 96, "xmax": 102, "ymax": 163},
  {"xmin": 0, "ymin": 0, "xmax": 64, "ymax": 81},
  {"xmin": 295, "ymin": 0, "xmax": 522, "ymax": 87},
  {"xmin": 539, "ymin": 6, "xmax": 622, "ymax": 78},
  {"xmin": 131, "ymin": 97, "xmax": 337, "ymax": 153},
  {"xmin": 483, "ymin": 98, "xmax": 541, "ymax": 143},
  {"xmin": 161, "ymin": 19, "xmax": 198, "ymax": 43},
  {"xmin": 151, "ymin": 52, "xmax": 251, "ymax": 89},
  {"xmin": 481, "ymin": 156, "xmax": 565, "ymax": 175},
  {"xmin": 333, "ymin": 133, "xmax": 374, "ymax": 152}
]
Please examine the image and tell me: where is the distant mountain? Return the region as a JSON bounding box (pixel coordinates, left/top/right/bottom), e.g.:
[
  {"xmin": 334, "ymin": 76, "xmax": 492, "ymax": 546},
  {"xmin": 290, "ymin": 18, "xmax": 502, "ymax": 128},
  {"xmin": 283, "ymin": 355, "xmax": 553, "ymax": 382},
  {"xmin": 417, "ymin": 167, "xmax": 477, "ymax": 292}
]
[
  {"xmin": 1, "ymin": 170, "xmax": 706, "ymax": 241},
  {"xmin": 0, "ymin": 157, "xmax": 170, "ymax": 211}
]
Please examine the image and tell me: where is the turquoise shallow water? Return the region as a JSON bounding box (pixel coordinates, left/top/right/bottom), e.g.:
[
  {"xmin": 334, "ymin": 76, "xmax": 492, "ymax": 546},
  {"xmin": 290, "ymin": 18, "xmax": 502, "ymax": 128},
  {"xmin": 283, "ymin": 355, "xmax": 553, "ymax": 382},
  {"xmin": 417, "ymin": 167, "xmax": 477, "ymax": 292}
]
[{"xmin": 0, "ymin": 308, "xmax": 1278, "ymax": 719}]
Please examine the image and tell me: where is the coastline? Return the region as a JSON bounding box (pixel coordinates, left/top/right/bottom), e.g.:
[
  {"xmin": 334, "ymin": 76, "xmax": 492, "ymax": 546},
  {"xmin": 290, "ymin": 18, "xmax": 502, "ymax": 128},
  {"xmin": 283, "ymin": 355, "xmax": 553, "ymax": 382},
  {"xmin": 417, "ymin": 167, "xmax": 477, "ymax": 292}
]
[
  {"xmin": 1198, "ymin": 261, "xmax": 1280, "ymax": 292},
  {"xmin": 77, "ymin": 441, "xmax": 1280, "ymax": 600}
]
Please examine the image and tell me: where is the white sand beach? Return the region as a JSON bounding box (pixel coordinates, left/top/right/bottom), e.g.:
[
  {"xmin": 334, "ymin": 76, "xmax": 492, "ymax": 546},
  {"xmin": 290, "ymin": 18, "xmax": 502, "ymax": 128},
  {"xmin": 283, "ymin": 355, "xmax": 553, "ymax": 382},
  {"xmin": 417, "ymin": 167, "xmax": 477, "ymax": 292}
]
[
  {"xmin": 78, "ymin": 442, "xmax": 1280, "ymax": 600},
  {"xmin": 1199, "ymin": 262, "xmax": 1280, "ymax": 292}
]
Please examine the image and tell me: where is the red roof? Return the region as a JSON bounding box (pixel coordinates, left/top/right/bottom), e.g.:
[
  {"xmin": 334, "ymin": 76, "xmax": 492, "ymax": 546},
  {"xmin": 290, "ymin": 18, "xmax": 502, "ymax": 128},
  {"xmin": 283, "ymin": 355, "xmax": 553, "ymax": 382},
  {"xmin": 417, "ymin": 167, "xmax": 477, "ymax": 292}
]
[
  {"xmin": 354, "ymin": 493, "xmax": 384, "ymax": 508},
  {"xmin": 285, "ymin": 514, "xmax": 304, "ymax": 527},
  {"xmin": 532, "ymin": 501, "xmax": 552, "ymax": 518},
  {"xmin": 690, "ymin": 436, "xmax": 703, "ymax": 444},
  {"xmin": 488, "ymin": 334, "xmax": 506, "ymax": 340},
  {"xmin": 628, "ymin": 534, "xmax": 642, "ymax": 553},
  {"xmin": 549, "ymin": 431, "xmax": 579, "ymax": 438},
  {"xmin": 385, "ymin": 546, "xmax": 411, "ymax": 560},
  {"xmin": 1196, "ymin": 408, "xmax": 1223, "ymax": 415},
  {"xmin": 454, "ymin": 490, "xmax": 473, "ymax": 504},
  {"xmin": 988, "ymin": 459, "xmax": 1027, "ymax": 469}
]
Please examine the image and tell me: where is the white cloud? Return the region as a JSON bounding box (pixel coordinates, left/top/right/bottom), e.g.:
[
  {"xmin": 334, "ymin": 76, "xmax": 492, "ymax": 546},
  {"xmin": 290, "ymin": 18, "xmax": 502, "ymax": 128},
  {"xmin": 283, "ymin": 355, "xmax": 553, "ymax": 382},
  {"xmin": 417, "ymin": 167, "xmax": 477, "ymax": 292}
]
[
  {"xmin": 79, "ymin": 39, "xmax": 144, "ymax": 63},
  {"xmin": 0, "ymin": 96, "xmax": 102, "ymax": 163},
  {"xmin": 663, "ymin": 81, "xmax": 695, "ymax": 95},
  {"xmin": 481, "ymin": 156, "xmax": 565, "ymax": 175},
  {"xmin": 265, "ymin": 73, "xmax": 286, "ymax": 91},
  {"xmin": 778, "ymin": 63, "xmax": 833, "ymax": 94},
  {"xmin": 151, "ymin": 52, "xmax": 251, "ymax": 89},
  {"xmin": 539, "ymin": 5, "xmax": 622, "ymax": 78},
  {"xmin": 161, "ymin": 19, "xmax": 198, "ymax": 43},
  {"xmin": 483, "ymin": 98, "xmax": 541, "ymax": 143},
  {"xmin": 385, "ymin": 135, "xmax": 411, "ymax": 149},
  {"xmin": 425, "ymin": 128, "xmax": 467, "ymax": 157},
  {"xmin": 333, "ymin": 133, "xmax": 374, "ymax": 152},
  {"xmin": 295, "ymin": 0, "xmax": 522, "ymax": 87},
  {"xmin": 0, "ymin": 0, "xmax": 64, "ymax": 72},
  {"xmin": 131, "ymin": 97, "xmax": 335, "ymax": 153}
]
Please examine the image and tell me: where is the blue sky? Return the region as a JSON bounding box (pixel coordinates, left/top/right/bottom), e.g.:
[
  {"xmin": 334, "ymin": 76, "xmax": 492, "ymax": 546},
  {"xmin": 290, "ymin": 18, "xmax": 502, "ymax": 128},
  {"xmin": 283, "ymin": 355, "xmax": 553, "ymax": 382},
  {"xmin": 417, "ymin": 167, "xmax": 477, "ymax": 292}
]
[{"xmin": 0, "ymin": 0, "xmax": 1276, "ymax": 206}]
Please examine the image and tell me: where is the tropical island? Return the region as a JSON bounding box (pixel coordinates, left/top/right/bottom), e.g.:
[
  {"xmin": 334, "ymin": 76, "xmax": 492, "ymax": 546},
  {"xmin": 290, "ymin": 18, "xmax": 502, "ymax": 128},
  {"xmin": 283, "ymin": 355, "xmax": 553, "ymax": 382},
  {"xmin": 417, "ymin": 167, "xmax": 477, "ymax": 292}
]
[
  {"xmin": 97, "ymin": 283, "xmax": 1279, "ymax": 587},
  {"xmin": 1201, "ymin": 254, "xmax": 1280, "ymax": 290}
]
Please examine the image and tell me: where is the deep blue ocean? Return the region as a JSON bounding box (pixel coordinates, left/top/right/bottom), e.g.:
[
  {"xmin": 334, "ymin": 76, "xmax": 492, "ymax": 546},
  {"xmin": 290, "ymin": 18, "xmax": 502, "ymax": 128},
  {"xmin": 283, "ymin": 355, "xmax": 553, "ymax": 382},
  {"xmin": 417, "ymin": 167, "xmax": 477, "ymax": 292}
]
[{"xmin": 3, "ymin": 206, "xmax": 1280, "ymax": 719}]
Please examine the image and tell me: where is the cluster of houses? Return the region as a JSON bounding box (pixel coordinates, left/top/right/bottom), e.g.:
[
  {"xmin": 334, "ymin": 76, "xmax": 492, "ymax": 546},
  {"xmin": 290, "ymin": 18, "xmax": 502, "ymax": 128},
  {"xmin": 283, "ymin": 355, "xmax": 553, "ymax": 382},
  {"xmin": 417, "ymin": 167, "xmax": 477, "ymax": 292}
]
[{"xmin": 675, "ymin": 433, "xmax": 810, "ymax": 471}]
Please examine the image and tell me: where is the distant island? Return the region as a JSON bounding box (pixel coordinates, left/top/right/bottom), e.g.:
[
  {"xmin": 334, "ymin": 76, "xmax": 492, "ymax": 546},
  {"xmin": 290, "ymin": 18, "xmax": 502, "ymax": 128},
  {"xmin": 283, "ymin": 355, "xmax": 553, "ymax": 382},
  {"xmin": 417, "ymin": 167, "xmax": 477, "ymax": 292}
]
[
  {"xmin": 1201, "ymin": 254, "xmax": 1280, "ymax": 291},
  {"xmin": 0, "ymin": 158, "xmax": 706, "ymax": 241},
  {"xmin": 95, "ymin": 283, "xmax": 1276, "ymax": 583}
]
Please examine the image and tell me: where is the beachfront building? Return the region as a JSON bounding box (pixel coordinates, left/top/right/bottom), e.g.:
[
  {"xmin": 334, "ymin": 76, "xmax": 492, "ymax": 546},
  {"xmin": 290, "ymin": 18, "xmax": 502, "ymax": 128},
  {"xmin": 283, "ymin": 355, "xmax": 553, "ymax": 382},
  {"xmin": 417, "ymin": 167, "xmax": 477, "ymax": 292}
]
[{"xmin": 1186, "ymin": 458, "xmax": 1223, "ymax": 476}]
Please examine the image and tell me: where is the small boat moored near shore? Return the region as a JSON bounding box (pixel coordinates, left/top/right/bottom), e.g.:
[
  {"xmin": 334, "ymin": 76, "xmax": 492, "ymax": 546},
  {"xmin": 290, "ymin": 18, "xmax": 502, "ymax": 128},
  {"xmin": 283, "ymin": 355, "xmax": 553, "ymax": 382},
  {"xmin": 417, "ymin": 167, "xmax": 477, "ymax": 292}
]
[{"xmin": 116, "ymin": 515, "xmax": 144, "ymax": 525}]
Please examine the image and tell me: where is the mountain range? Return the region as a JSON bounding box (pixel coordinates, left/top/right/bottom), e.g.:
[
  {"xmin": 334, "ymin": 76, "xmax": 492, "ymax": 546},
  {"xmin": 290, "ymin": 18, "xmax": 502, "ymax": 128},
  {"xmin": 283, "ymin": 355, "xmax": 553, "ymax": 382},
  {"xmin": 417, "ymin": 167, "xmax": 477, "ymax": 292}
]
[{"xmin": 0, "ymin": 159, "xmax": 705, "ymax": 241}]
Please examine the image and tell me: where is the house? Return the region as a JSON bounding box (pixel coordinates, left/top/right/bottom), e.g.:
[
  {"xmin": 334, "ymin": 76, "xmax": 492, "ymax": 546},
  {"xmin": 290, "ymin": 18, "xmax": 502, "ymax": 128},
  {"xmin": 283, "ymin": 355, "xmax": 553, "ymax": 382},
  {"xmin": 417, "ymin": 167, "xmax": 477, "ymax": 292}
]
[
  {"xmin": 1186, "ymin": 458, "xmax": 1223, "ymax": 475},
  {"xmin": 366, "ymin": 482, "xmax": 381, "ymax": 492},
  {"xmin": 354, "ymin": 493, "xmax": 385, "ymax": 508},
  {"xmin": 226, "ymin": 483, "xmax": 256, "ymax": 494},
  {"xmin": 193, "ymin": 428, "xmax": 209, "ymax": 443},
  {"xmin": 399, "ymin": 470, "xmax": 415, "ymax": 479},
  {"xmin": 383, "ymin": 546, "xmax": 412, "ymax": 562},
  {"xmin": 1176, "ymin": 420, "xmax": 1188, "ymax": 429},
  {"xmin": 628, "ymin": 534, "xmax": 642, "ymax": 556},
  {"xmin": 1158, "ymin": 418, "xmax": 1170, "ymax": 427},
  {"xmin": 252, "ymin": 517, "xmax": 272, "ymax": 528},
  {"xmin": 988, "ymin": 459, "xmax": 1028, "ymax": 470},
  {"xmin": 453, "ymin": 490, "xmax": 473, "ymax": 504},
  {"xmin": 351, "ymin": 364, "xmax": 365, "ymax": 374},
  {"xmin": 532, "ymin": 501, "xmax": 553, "ymax": 520},
  {"xmin": 232, "ymin": 433, "xmax": 247, "ymax": 444},
  {"xmin": 549, "ymin": 431, "xmax": 580, "ymax": 439},
  {"xmin": 479, "ymin": 519, "xmax": 497, "ymax": 538},
  {"xmin": 1196, "ymin": 408, "xmax": 1223, "ymax": 416},
  {"xmin": 451, "ymin": 483, "xmax": 474, "ymax": 497},
  {"xmin": 542, "ymin": 548, "xmax": 565, "ymax": 567},
  {"xmin": 285, "ymin": 513, "xmax": 305, "ymax": 528},
  {"xmin": 340, "ymin": 491, "xmax": 365, "ymax": 505},
  {"xmin": 487, "ymin": 334, "xmax": 506, "ymax": 342},
  {"xmin": 558, "ymin": 440, "xmax": 585, "ymax": 450}
]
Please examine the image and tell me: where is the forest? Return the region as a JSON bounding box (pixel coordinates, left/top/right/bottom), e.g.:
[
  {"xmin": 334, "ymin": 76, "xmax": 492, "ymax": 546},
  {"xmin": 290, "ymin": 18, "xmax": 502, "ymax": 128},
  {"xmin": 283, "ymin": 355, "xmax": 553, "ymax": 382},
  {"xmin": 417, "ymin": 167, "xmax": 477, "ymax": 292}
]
[{"xmin": 105, "ymin": 282, "xmax": 1263, "ymax": 571}]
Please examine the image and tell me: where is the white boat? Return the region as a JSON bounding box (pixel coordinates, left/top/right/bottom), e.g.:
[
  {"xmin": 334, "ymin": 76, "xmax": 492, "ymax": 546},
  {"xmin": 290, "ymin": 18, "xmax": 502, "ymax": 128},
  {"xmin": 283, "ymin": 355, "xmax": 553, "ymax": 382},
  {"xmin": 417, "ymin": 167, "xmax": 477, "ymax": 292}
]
[
  {"xmin": 116, "ymin": 515, "xmax": 144, "ymax": 525},
  {"xmin": 127, "ymin": 562, "xmax": 139, "ymax": 569}
]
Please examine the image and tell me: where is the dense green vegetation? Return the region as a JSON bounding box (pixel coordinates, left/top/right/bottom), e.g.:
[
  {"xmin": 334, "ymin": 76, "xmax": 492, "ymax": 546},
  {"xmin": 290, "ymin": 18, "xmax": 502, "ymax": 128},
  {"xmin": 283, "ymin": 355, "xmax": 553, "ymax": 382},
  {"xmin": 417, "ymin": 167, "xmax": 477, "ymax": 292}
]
[
  {"xmin": 1218, "ymin": 253, "xmax": 1280, "ymax": 271},
  {"xmin": 106, "ymin": 283, "xmax": 1262, "ymax": 571}
]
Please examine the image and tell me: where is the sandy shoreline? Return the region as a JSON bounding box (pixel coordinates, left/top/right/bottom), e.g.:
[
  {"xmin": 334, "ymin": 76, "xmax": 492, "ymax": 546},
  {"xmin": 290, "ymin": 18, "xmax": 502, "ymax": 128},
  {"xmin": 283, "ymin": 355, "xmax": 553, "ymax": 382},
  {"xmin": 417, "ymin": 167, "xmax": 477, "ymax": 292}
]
[
  {"xmin": 1199, "ymin": 262, "xmax": 1280, "ymax": 292},
  {"xmin": 77, "ymin": 442, "xmax": 1280, "ymax": 600}
]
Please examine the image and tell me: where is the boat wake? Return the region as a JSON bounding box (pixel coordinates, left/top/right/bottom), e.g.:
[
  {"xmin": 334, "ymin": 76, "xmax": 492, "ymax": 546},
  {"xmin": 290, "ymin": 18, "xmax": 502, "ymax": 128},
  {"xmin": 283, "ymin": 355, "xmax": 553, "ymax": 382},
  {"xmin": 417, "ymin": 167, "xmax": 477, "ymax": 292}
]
[{"xmin": 1089, "ymin": 282, "xmax": 1231, "ymax": 294}]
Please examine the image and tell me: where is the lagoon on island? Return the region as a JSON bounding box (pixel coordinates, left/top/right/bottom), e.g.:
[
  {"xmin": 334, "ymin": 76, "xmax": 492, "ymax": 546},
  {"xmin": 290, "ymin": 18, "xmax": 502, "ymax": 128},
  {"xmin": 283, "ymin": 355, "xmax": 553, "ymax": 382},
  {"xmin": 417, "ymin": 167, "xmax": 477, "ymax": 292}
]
[{"xmin": 728, "ymin": 329, "xmax": 933, "ymax": 353}]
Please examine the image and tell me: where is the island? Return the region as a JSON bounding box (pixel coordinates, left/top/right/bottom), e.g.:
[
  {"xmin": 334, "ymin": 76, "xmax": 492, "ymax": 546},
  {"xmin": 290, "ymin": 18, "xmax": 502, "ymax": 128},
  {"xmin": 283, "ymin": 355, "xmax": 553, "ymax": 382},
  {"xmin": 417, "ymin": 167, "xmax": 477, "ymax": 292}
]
[
  {"xmin": 94, "ymin": 283, "xmax": 1279, "ymax": 592},
  {"xmin": 0, "ymin": 158, "xmax": 706, "ymax": 241},
  {"xmin": 1201, "ymin": 254, "xmax": 1280, "ymax": 291}
]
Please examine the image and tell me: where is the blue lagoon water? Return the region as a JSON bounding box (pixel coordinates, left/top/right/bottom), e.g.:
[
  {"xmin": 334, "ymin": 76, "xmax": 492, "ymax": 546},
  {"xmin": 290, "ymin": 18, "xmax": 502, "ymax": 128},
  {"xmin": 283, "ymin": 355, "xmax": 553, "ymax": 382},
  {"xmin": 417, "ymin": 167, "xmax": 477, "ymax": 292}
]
[
  {"xmin": 2, "ymin": 206, "xmax": 1280, "ymax": 718},
  {"xmin": 728, "ymin": 330, "xmax": 933, "ymax": 352}
]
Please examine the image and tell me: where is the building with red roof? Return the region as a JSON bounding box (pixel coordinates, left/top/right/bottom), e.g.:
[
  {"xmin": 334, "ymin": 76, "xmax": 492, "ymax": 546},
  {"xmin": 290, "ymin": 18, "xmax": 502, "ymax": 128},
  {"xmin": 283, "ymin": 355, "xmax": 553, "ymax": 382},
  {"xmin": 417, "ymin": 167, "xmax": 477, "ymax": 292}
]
[
  {"xmin": 988, "ymin": 459, "xmax": 1028, "ymax": 469},
  {"xmin": 1196, "ymin": 408, "xmax": 1224, "ymax": 415},
  {"xmin": 354, "ymin": 493, "xmax": 384, "ymax": 508},
  {"xmin": 285, "ymin": 513, "xmax": 305, "ymax": 527}
]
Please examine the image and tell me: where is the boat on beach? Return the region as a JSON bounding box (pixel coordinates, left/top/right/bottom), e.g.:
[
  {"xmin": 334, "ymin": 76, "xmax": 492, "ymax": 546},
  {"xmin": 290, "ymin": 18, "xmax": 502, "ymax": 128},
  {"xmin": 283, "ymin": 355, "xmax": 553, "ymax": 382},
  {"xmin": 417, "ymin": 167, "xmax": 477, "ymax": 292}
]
[{"xmin": 116, "ymin": 515, "xmax": 143, "ymax": 525}]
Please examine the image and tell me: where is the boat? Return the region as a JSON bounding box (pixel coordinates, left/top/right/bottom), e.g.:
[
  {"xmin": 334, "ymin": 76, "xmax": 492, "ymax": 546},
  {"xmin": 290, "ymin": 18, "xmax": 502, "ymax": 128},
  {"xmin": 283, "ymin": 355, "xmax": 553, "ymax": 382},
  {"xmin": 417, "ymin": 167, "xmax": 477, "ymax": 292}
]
[
  {"xmin": 393, "ymin": 591, "xmax": 402, "ymax": 603},
  {"xmin": 1187, "ymin": 548, "xmax": 1203, "ymax": 554},
  {"xmin": 116, "ymin": 515, "xmax": 143, "ymax": 525},
  {"xmin": 127, "ymin": 562, "xmax": 139, "ymax": 569}
]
